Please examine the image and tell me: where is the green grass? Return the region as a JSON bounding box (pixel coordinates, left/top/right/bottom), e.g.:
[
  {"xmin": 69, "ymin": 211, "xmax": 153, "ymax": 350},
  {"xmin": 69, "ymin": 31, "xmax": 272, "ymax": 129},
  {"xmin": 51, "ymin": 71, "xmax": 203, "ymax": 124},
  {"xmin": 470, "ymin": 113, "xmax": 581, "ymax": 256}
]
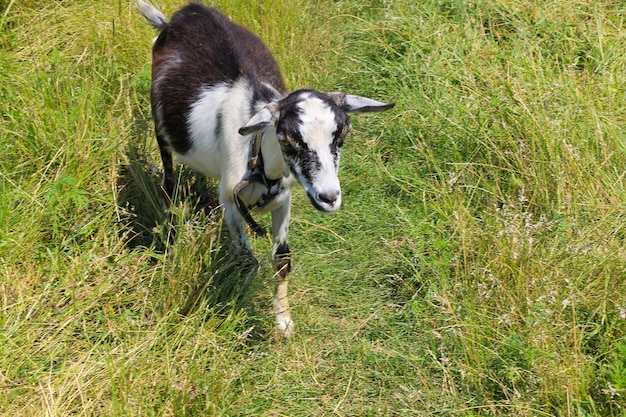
[{"xmin": 2, "ymin": 0, "xmax": 626, "ymax": 415}]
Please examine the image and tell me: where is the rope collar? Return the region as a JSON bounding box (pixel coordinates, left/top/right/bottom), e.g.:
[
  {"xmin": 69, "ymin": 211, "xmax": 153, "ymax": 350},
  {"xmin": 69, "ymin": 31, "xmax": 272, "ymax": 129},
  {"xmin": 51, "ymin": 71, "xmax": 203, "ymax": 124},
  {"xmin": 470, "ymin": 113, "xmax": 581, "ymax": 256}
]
[{"xmin": 233, "ymin": 131, "xmax": 283, "ymax": 236}]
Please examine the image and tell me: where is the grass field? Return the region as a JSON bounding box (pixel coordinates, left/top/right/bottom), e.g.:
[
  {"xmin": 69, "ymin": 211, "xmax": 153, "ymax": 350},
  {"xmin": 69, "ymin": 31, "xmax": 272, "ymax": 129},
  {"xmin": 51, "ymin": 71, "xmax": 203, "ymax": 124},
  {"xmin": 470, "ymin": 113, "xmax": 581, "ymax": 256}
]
[{"xmin": 2, "ymin": 0, "xmax": 626, "ymax": 415}]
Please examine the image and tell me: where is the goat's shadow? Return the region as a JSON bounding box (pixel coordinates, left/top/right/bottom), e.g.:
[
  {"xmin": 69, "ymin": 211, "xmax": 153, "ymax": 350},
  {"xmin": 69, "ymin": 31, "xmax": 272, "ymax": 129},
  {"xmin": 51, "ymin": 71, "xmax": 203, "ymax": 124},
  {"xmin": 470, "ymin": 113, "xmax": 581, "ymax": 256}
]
[{"xmin": 117, "ymin": 120, "xmax": 272, "ymax": 341}]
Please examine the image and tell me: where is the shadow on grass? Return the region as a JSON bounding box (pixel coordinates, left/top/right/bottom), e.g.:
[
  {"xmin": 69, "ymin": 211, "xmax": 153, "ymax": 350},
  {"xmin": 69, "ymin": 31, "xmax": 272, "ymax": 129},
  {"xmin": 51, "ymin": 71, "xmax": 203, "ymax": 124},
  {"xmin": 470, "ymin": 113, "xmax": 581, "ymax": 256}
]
[
  {"xmin": 116, "ymin": 142, "xmax": 168, "ymax": 251},
  {"xmin": 173, "ymin": 238, "xmax": 273, "ymax": 343},
  {"xmin": 116, "ymin": 128, "xmax": 271, "ymax": 340}
]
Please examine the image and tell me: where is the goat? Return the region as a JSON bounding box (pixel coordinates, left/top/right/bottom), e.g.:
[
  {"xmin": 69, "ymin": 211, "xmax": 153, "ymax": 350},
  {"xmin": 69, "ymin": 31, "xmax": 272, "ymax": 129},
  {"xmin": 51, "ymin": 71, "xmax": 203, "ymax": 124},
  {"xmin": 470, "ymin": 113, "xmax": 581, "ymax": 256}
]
[{"xmin": 136, "ymin": 1, "xmax": 394, "ymax": 337}]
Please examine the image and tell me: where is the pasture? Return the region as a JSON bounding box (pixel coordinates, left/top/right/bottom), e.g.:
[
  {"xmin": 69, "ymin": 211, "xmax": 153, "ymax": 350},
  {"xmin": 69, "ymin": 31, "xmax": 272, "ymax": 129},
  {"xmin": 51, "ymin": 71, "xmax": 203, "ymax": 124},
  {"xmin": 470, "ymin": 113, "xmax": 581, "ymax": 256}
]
[{"xmin": 1, "ymin": 0, "xmax": 625, "ymax": 415}]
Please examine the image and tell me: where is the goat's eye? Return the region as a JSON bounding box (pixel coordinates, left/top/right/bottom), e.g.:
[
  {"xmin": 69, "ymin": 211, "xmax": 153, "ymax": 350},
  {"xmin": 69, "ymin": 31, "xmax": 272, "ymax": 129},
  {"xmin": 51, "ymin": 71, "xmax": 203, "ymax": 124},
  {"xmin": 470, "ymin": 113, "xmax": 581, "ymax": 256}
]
[
  {"xmin": 334, "ymin": 136, "xmax": 345, "ymax": 150},
  {"xmin": 277, "ymin": 134, "xmax": 291, "ymax": 148}
]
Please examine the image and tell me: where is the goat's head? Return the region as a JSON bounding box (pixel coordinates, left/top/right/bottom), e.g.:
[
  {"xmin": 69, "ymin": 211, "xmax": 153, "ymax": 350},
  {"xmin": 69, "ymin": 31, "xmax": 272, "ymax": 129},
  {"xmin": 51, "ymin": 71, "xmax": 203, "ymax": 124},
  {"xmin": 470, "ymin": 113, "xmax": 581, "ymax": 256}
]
[{"xmin": 239, "ymin": 90, "xmax": 394, "ymax": 213}]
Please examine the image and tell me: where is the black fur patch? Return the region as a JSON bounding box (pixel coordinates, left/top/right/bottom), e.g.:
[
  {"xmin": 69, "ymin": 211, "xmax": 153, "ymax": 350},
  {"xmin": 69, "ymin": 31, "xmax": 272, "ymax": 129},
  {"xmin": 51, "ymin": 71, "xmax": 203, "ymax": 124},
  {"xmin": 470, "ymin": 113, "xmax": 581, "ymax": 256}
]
[
  {"xmin": 150, "ymin": 3, "xmax": 287, "ymax": 155},
  {"xmin": 274, "ymin": 242, "xmax": 291, "ymax": 279}
]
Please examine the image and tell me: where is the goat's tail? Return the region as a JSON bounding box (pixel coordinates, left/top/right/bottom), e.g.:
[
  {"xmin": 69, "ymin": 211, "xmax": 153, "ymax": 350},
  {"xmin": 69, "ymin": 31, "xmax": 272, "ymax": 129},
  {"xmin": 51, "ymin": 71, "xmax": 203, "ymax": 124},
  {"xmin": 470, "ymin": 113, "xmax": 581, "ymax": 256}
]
[{"xmin": 135, "ymin": 0, "xmax": 168, "ymax": 31}]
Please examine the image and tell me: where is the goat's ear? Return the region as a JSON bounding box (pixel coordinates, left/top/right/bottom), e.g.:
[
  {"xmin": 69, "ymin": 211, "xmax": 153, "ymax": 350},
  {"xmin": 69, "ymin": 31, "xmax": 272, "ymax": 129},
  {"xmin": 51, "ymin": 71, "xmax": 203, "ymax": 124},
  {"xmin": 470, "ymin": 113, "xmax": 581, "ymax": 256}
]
[
  {"xmin": 238, "ymin": 103, "xmax": 280, "ymax": 136},
  {"xmin": 327, "ymin": 93, "xmax": 395, "ymax": 113}
]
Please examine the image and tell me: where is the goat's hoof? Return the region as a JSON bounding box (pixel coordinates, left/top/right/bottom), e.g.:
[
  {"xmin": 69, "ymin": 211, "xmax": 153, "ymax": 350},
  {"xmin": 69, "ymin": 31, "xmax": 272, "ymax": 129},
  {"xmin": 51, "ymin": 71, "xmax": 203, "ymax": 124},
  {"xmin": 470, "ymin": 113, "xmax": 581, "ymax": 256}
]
[
  {"xmin": 195, "ymin": 192, "xmax": 218, "ymax": 209},
  {"xmin": 241, "ymin": 255, "xmax": 260, "ymax": 273},
  {"xmin": 276, "ymin": 316, "xmax": 294, "ymax": 339},
  {"xmin": 229, "ymin": 241, "xmax": 254, "ymax": 258},
  {"xmin": 158, "ymin": 190, "xmax": 172, "ymax": 212},
  {"xmin": 241, "ymin": 247, "xmax": 259, "ymax": 266},
  {"xmin": 228, "ymin": 243, "xmax": 259, "ymax": 272}
]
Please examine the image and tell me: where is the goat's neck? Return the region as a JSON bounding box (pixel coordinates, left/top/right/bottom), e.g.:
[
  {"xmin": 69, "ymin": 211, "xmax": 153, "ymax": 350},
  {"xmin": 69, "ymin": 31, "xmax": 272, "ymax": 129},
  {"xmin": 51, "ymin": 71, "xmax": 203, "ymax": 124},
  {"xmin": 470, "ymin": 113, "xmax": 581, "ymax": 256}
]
[
  {"xmin": 260, "ymin": 126, "xmax": 287, "ymax": 180},
  {"xmin": 251, "ymin": 85, "xmax": 288, "ymax": 181}
]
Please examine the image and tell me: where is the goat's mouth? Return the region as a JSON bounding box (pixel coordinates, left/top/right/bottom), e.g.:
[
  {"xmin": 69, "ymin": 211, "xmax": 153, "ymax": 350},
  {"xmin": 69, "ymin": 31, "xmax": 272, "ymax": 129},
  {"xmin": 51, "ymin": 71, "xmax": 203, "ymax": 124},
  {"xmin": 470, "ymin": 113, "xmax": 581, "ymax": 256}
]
[{"xmin": 307, "ymin": 190, "xmax": 342, "ymax": 213}]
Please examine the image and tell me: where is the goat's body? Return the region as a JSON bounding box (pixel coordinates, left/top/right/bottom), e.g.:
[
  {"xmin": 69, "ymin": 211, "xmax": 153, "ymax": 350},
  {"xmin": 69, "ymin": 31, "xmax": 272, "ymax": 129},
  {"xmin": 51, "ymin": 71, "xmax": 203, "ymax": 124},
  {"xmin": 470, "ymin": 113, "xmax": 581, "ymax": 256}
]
[
  {"xmin": 136, "ymin": 1, "xmax": 394, "ymax": 337},
  {"xmin": 150, "ymin": 4, "xmax": 289, "ymax": 200},
  {"xmin": 149, "ymin": 4, "xmax": 295, "ymax": 246}
]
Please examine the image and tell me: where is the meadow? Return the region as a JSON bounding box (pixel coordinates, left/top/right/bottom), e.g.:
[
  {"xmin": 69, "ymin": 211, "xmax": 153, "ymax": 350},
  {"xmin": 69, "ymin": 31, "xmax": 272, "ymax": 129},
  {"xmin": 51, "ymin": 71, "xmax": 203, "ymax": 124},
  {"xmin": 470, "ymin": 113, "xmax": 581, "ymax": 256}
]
[{"xmin": 1, "ymin": 0, "xmax": 626, "ymax": 415}]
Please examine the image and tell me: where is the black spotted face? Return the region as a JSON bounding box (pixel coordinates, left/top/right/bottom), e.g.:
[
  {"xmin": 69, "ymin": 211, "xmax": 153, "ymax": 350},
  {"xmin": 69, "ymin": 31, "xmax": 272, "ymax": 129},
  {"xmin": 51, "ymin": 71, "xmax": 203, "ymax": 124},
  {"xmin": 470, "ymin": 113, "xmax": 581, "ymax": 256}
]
[{"xmin": 276, "ymin": 90, "xmax": 351, "ymax": 212}]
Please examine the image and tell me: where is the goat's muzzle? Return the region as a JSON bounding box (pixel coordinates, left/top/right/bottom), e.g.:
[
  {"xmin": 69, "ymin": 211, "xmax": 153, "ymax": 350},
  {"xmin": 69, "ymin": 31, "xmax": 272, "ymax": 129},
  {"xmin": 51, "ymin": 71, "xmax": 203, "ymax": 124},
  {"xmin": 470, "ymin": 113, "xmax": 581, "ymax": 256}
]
[{"xmin": 308, "ymin": 189, "xmax": 342, "ymax": 213}]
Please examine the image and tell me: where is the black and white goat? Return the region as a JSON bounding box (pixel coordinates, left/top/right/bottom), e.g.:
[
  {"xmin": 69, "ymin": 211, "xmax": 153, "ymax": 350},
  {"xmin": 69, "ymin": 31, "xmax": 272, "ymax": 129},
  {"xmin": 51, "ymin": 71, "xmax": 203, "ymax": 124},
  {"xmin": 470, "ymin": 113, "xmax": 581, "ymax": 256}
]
[{"xmin": 136, "ymin": 1, "xmax": 394, "ymax": 337}]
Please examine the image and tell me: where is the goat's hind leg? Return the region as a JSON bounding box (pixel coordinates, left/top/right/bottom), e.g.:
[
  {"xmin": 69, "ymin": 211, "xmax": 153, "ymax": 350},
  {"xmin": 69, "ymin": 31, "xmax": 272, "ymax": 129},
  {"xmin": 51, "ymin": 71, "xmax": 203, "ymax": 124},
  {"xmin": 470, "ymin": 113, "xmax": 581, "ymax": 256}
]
[
  {"xmin": 271, "ymin": 200, "xmax": 293, "ymax": 338},
  {"xmin": 154, "ymin": 132, "xmax": 179, "ymax": 246},
  {"xmin": 156, "ymin": 132, "xmax": 175, "ymax": 208}
]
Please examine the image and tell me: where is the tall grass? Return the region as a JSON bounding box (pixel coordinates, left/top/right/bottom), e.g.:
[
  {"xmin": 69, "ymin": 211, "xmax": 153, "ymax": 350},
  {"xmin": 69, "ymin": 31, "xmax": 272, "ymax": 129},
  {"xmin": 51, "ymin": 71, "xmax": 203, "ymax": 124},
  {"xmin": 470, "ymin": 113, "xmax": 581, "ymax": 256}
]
[
  {"xmin": 331, "ymin": 0, "xmax": 626, "ymax": 414},
  {"xmin": 1, "ymin": 0, "xmax": 625, "ymax": 416}
]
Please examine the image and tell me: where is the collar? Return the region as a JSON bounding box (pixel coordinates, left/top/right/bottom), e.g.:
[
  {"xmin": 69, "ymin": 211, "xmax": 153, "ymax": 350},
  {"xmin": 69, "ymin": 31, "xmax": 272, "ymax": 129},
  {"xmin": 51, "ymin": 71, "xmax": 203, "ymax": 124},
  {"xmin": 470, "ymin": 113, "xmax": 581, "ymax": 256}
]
[{"xmin": 233, "ymin": 131, "xmax": 283, "ymax": 236}]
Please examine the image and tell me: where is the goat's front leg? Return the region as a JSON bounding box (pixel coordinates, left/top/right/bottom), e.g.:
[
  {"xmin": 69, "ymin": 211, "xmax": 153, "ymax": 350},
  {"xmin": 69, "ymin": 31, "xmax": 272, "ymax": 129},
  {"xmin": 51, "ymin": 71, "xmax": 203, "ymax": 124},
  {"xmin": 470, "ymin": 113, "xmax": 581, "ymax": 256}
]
[
  {"xmin": 271, "ymin": 198, "xmax": 293, "ymax": 337},
  {"xmin": 220, "ymin": 181, "xmax": 254, "ymax": 256}
]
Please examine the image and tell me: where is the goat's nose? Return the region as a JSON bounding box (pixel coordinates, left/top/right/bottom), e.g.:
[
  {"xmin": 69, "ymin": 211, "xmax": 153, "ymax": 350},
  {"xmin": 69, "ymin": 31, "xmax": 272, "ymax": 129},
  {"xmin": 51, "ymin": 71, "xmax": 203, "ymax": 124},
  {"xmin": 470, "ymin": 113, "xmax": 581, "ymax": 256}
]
[{"xmin": 318, "ymin": 190, "xmax": 340, "ymax": 205}]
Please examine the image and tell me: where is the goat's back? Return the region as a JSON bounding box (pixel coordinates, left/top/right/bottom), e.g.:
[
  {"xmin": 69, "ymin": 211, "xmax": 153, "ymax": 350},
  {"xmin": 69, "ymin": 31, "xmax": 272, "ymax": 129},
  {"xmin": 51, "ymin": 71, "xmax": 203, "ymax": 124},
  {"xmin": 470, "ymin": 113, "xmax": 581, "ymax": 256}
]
[{"xmin": 153, "ymin": 4, "xmax": 286, "ymax": 92}]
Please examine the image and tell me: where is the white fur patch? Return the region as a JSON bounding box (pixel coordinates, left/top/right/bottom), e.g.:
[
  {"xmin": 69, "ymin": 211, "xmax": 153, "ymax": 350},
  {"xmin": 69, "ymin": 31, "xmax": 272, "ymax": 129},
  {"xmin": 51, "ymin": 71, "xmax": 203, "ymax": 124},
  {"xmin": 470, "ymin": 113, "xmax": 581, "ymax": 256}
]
[
  {"xmin": 180, "ymin": 79, "xmax": 294, "ymax": 213},
  {"xmin": 297, "ymin": 94, "xmax": 339, "ymax": 152},
  {"xmin": 182, "ymin": 83, "xmax": 229, "ymax": 177},
  {"xmin": 182, "ymin": 80, "xmax": 252, "ymax": 179}
]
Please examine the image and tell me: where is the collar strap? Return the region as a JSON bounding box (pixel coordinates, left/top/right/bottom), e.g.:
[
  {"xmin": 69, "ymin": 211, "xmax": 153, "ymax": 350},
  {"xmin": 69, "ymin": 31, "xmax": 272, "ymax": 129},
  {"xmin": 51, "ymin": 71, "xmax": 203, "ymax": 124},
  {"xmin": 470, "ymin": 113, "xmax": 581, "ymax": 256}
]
[{"xmin": 233, "ymin": 131, "xmax": 283, "ymax": 236}]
